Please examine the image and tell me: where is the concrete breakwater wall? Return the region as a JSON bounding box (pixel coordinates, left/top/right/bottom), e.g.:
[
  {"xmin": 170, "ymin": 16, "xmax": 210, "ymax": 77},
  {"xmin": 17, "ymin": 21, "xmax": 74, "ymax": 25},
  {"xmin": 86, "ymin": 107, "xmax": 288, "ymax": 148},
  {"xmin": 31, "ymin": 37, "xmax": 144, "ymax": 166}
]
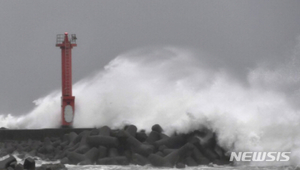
[{"xmin": 0, "ymin": 128, "xmax": 92, "ymax": 141}]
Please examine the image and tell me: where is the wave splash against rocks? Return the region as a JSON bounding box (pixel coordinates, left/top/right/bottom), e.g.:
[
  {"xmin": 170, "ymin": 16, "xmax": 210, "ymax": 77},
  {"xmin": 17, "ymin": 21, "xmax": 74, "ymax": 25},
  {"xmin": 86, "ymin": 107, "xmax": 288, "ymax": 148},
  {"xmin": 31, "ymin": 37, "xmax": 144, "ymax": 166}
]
[{"xmin": 0, "ymin": 47, "xmax": 300, "ymax": 166}]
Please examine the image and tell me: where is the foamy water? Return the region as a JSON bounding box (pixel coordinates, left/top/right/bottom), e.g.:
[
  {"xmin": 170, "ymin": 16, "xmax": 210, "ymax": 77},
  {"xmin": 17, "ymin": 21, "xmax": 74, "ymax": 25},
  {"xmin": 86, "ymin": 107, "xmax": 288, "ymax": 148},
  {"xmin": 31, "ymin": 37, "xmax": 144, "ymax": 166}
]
[
  {"xmin": 2, "ymin": 154, "xmax": 297, "ymax": 170},
  {"xmin": 64, "ymin": 164, "xmax": 294, "ymax": 170},
  {"xmin": 1, "ymin": 46, "xmax": 300, "ymax": 166}
]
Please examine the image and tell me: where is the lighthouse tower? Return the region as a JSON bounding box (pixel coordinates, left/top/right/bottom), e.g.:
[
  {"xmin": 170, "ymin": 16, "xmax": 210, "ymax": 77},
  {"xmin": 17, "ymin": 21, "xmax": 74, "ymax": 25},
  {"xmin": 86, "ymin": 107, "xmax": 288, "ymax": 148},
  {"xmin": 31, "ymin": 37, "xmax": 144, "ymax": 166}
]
[{"xmin": 56, "ymin": 32, "xmax": 77, "ymax": 128}]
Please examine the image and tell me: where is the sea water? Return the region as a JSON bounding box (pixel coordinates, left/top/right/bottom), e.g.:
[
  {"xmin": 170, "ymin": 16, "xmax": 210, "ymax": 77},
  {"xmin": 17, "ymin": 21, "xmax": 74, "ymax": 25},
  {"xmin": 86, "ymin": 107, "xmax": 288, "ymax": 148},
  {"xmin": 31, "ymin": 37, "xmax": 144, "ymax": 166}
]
[
  {"xmin": 64, "ymin": 165, "xmax": 296, "ymax": 170},
  {"xmin": 2, "ymin": 154, "xmax": 297, "ymax": 170}
]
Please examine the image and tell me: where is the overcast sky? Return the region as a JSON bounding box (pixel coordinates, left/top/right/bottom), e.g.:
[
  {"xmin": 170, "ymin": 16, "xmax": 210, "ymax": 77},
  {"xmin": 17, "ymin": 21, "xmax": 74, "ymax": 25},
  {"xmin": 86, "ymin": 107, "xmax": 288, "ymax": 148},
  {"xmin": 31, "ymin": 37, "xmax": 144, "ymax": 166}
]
[{"xmin": 1, "ymin": 0, "xmax": 300, "ymax": 115}]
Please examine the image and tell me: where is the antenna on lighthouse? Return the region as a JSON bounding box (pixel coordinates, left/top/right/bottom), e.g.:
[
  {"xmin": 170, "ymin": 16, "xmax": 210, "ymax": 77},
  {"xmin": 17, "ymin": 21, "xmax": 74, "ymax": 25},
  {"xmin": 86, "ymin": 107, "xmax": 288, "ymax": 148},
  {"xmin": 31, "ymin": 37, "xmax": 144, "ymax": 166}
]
[{"xmin": 56, "ymin": 32, "xmax": 77, "ymax": 128}]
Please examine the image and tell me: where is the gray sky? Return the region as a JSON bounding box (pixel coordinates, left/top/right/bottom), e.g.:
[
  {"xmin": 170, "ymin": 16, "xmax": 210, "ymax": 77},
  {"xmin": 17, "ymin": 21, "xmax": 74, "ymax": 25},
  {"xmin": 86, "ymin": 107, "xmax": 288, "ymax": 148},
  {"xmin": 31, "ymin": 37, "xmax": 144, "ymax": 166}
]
[{"xmin": 0, "ymin": 0, "xmax": 300, "ymax": 115}]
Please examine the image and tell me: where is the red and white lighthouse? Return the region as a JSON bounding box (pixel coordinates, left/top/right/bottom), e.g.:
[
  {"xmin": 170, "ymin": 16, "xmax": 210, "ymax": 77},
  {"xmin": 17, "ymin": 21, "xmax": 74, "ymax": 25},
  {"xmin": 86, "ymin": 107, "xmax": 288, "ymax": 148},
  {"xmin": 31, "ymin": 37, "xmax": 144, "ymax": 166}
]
[{"xmin": 56, "ymin": 32, "xmax": 77, "ymax": 128}]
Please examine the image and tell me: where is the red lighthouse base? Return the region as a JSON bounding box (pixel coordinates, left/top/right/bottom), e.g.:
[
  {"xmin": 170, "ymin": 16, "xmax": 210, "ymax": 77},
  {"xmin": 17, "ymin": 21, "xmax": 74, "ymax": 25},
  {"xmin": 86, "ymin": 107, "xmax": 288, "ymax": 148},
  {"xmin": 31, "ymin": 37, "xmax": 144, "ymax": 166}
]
[{"xmin": 61, "ymin": 96, "xmax": 75, "ymax": 128}]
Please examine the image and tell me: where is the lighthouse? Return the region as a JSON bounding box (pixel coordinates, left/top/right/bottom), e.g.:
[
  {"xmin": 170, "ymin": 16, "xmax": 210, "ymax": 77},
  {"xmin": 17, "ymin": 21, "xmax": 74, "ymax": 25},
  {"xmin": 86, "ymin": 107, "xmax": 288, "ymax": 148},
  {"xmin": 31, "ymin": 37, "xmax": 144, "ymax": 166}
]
[{"xmin": 56, "ymin": 32, "xmax": 77, "ymax": 128}]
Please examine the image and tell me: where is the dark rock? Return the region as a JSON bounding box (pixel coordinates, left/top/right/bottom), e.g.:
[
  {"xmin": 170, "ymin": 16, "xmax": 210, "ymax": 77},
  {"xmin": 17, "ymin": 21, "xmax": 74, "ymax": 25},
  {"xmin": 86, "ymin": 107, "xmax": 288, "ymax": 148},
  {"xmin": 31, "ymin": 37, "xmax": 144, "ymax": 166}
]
[
  {"xmin": 145, "ymin": 131, "xmax": 161, "ymax": 145},
  {"xmin": 127, "ymin": 136, "xmax": 154, "ymax": 156},
  {"xmin": 98, "ymin": 126, "xmax": 111, "ymax": 136},
  {"xmin": 52, "ymin": 140, "xmax": 61, "ymax": 148},
  {"xmin": 36, "ymin": 153, "xmax": 46, "ymax": 160},
  {"xmin": 23, "ymin": 157, "xmax": 35, "ymax": 170},
  {"xmin": 28, "ymin": 149, "xmax": 37, "ymax": 157},
  {"xmin": 53, "ymin": 150, "xmax": 67, "ymax": 160},
  {"xmin": 214, "ymin": 144, "xmax": 226, "ymax": 159},
  {"xmin": 131, "ymin": 153, "xmax": 149, "ymax": 166},
  {"xmin": 155, "ymin": 151, "xmax": 164, "ymax": 157},
  {"xmin": 67, "ymin": 142, "xmax": 80, "ymax": 152},
  {"xmin": 79, "ymin": 159, "xmax": 92, "ymax": 165},
  {"xmin": 97, "ymin": 157, "xmax": 115, "ymax": 165},
  {"xmin": 97, "ymin": 156, "xmax": 129, "ymax": 165},
  {"xmin": 87, "ymin": 135, "xmax": 119, "ymax": 148},
  {"xmin": 74, "ymin": 131, "xmax": 91, "ymax": 154},
  {"xmin": 159, "ymin": 133, "xmax": 169, "ymax": 140},
  {"xmin": 90, "ymin": 129, "xmax": 99, "ymax": 136},
  {"xmin": 108, "ymin": 148, "xmax": 119, "ymax": 157},
  {"xmin": 176, "ymin": 162, "xmax": 185, "ymax": 169},
  {"xmin": 187, "ymin": 136, "xmax": 200, "ymax": 145},
  {"xmin": 50, "ymin": 137, "xmax": 60, "ymax": 142},
  {"xmin": 197, "ymin": 157, "xmax": 211, "ymax": 165},
  {"xmin": 164, "ymin": 143, "xmax": 195, "ymax": 167},
  {"xmin": 0, "ymin": 124, "xmax": 229, "ymax": 167},
  {"xmin": 67, "ymin": 147, "xmax": 99, "ymax": 164},
  {"xmin": 123, "ymin": 150, "xmax": 132, "ymax": 160},
  {"xmin": 98, "ymin": 146, "xmax": 107, "ymax": 159},
  {"xmin": 136, "ymin": 131, "xmax": 148, "ymax": 142},
  {"xmin": 72, "ymin": 131, "xmax": 88, "ymax": 146},
  {"xmin": 162, "ymin": 148, "xmax": 176, "ymax": 156},
  {"xmin": 148, "ymin": 154, "xmax": 166, "ymax": 167},
  {"xmin": 60, "ymin": 157, "xmax": 69, "ymax": 164},
  {"xmin": 9, "ymin": 161, "xmax": 17, "ymax": 169},
  {"xmin": 67, "ymin": 152, "xmax": 86, "ymax": 164},
  {"xmin": 68, "ymin": 132, "xmax": 78, "ymax": 146},
  {"xmin": 111, "ymin": 130, "xmax": 127, "ymax": 139},
  {"xmin": 84, "ymin": 147, "xmax": 99, "ymax": 163},
  {"xmin": 198, "ymin": 146, "xmax": 219, "ymax": 161},
  {"xmin": 20, "ymin": 141, "xmax": 27, "ymax": 147},
  {"xmin": 125, "ymin": 125, "xmax": 137, "ymax": 137},
  {"xmin": 185, "ymin": 157, "xmax": 198, "ymax": 166},
  {"xmin": 191, "ymin": 146, "xmax": 210, "ymax": 165},
  {"xmin": 15, "ymin": 163, "xmax": 24, "ymax": 170},
  {"xmin": 152, "ymin": 124, "xmax": 163, "ymax": 133},
  {"xmin": 0, "ymin": 155, "xmax": 16, "ymax": 169},
  {"xmin": 195, "ymin": 129, "xmax": 216, "ymax": 149},
  {"xmin": 114, "ymin": 156, "xmax": 129, "ymax": 165},
  {"xmin": 37, "ymin": 163, "xmax": 67, "ymax": 170},
  {"xmin": 158, "ymin": 145, "xmax": 167, "ymax": 151},
  {"xmin": 7, "ymin": 166, "xmax": 14, "ymax": 170},
  {"xmin": 4, "ymin": 144, "xmax": 15, "ymax": 154},
  {"xmin": 33, "ymin": 140, "xmax": 43, "ymax": 149},
  {"xmin": 155, "ymin": 135, "xmax": 186, "ymax": 148},
  {"xmin": 41, "ymin": 137, "xmax": 54, "ymax": 154},
  {"xmin": 62, "ymin": 134, "xmax": 69, "ymax": 143}
]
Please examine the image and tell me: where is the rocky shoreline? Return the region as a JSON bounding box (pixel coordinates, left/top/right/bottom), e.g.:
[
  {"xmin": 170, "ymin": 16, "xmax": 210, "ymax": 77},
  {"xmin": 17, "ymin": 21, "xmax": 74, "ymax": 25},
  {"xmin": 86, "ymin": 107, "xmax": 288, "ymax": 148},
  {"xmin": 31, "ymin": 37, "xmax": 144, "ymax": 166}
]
[{"xmin": 0, "ymin": 124, "xmax": 231, "ymax": 169}]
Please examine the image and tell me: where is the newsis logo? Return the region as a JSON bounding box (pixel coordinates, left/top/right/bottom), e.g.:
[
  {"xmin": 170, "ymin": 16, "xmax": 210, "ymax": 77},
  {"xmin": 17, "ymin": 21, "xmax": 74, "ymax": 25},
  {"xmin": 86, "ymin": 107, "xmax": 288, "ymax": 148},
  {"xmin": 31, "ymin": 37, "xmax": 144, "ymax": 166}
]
[{"xmin": 230, "ymin": 152, "xmax": 291, "ymax": 162}]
